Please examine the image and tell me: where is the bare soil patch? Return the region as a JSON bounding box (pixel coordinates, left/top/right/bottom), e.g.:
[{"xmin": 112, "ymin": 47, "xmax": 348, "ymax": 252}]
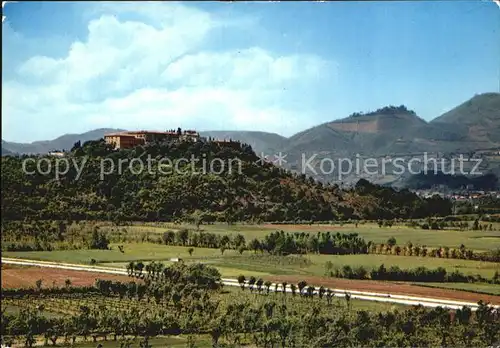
[
  {"xmin": 1, "ymin": 265, "xmax": 132, "ymax": 289},
  {"xmin": 268, "ymin": 275, "xmax": 500, "ymax": 305}
]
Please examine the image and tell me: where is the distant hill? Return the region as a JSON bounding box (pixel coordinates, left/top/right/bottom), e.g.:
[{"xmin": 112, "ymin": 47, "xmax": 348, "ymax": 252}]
[
  {"xmin": 200, "ymin": 131, "xmax": 287, "ymax": 156},
  {"xmin": 402, "ymin": 172, "xmax": 499, "ymax": 190},
  {"xmin": 2, "ymin": 93, "xmax": 499, "ymax": 186},
  {"xmin": 431, "ymin": 92, "xmax": 500, "ymax": 147},
  {"xmin": 2, "ymin": 128, "xmax": 125, "ymax": 155},
  {"xmin": 282, "ymin": 94, "xmax": 500, "ymax": 183},
  {"xmin": 1, "ymin": 145, "xmax": 16, "ymax": 156},
  {"xmin": 1, "ymin": 129, "xmax": 285, "ymax": 157},
  {"xmin": 280, "ymin": 107, "xmax": 422, "ymax": 166},
  {"xmin": 284, "ymin": 95, "xmax": 500, "ymax": 160}
]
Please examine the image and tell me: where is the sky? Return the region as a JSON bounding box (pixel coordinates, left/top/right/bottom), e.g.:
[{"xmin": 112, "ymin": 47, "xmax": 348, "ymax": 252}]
[{"xmin": 2, "ymin": 1, "xmax": 499, "ymax": 143}]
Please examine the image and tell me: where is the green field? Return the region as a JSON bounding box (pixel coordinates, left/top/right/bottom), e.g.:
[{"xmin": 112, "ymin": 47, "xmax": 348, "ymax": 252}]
[
  {"xmin": 5, "ymin": 242, "xmax": 499, "ymax": 279},
  {"xmin": 3, "ymin": 243, "xmax": 241, "ymax": 264},
  {"xmin": 3, "ymin": 304, "xmax": 63, "ymax": 319},
  {"xmin": 100, "ymin": 222, "xmax": 500, "ymax": 251},
  {"xmin": 411, "ymin": 282, "xmax": 500, "ymax": 296},
  {"xmin": 307, "ymin": 254, "xmax": 500, "ymax": 278},
  {"xmin": 193, "ymin": 222, "xmax": 500, "ymax": 251},
  {"xmin": 73, "ymin": 336, "xmax": 208, "ymax": 348}
]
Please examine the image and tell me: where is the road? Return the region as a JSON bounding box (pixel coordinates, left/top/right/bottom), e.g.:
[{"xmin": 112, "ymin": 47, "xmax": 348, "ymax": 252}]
[{"xmin": 2, "ymin": 257, "xmax": 498, "ymax": 311}]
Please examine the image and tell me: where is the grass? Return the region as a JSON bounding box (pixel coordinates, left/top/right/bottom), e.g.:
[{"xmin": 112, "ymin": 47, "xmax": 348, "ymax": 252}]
[
  {"xmin": 222, "ymin": 286, "xmax": 407, "ymax": 313},
  {"xmin": 411, "ymin": 282, "xmax": 500, "ymax": 296},
  {"xmin": 3, "ymin": 304, "xmax": 64, "ymax": 319},
  {"xmin": 5, "ymin": 335, "xmax": 211, "ymax": 348},
  {"xmin": 154, "ymin": 222, "xmax": 500, "ymax": 251},
  {"xmin": 88, "ymin": 221, "xmax": 500, "ymax": 251},
  {"xmin": 5, "ymin": 242, "xmax": 499, "ymax": 279},
  {"xmin": 306, "ymin": 254, "xmax": 500, "ymax": 278},
  {"xmin": 209, "ymin": 253, "xmax": 500, "ymax": 278},
  {"xmin": 73, "ymin": 336, "xmax": 211, "ymax": 348},
  {"xmin": 3, "ymin": 243, "xmax": 240, "ymax": 264}
]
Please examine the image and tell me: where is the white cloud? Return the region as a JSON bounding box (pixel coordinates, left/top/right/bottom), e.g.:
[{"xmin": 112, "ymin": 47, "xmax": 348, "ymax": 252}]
[{"xmin": 3, "ymin": 2, "xmax": 335, "ymax": 142}]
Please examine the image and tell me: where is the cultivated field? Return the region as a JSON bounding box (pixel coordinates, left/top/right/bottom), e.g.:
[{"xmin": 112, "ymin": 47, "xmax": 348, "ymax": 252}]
[
  {"xmin": 3, "ymin": 221, "xmax": 500, "ymax": 317},
  {"xmin": 4, "ymin": 241, "xmax": 499, "ymax": 278},
  {"xmin": 96, "ymin": 222, "xmax": 500, "ymax": 251},
  {"xmin": 1, "ymin": 264, "xmax": 133, "ymax": 289}
]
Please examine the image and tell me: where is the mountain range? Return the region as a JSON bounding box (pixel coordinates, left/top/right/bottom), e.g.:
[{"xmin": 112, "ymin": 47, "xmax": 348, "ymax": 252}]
[{"xmin": 3, "ymin": 92, "xmax": 500, "ymax": 185}]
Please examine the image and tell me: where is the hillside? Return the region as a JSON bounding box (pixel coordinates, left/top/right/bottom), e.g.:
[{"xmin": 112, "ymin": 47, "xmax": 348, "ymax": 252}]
[
  {"xmin": 1, "ymin": 145, "xmax": 16, "ymax": 156},
  {"xmin": 284, "ymin": 95, "xmax": 500, "ymax": 160},
  {"xmin": 0, "ymin": 138, "xmax": 451, "ymax": 223},
  {"xmin": 402, "ymin": 172, "xmax": 499, "ymax": 190},
  {"xmin": 431, "ymin": 92, "xmax": 500, "ymax": 147},
  {"xmin": 200, "ymin": 130, "xmax": 287, "ymax": 156}
]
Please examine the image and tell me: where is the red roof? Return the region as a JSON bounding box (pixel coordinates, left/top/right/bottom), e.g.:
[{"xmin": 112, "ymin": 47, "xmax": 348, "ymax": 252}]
[
  {"xmin": 105, "ymin": 134, "xmax": 140, "ymax": 138},
  {"xmin": 105, "ymin": 130, "xmax": 199, "ymax": 137}
]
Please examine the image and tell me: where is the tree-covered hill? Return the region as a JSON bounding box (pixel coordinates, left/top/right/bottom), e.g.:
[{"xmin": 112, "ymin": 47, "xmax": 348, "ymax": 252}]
[{"xmin": 1, "ymin": 139, "xmax": 451, "ymax": 223}]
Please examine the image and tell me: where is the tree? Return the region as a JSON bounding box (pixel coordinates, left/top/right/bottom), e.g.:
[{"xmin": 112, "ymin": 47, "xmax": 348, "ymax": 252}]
[
  {"xmin": 127, "ymin": 261, "xmax": 136, "ymax": 276},
  {"xmin": 318, "ymin": 286, "xmax": 326, "ymax": 299},
  {"xmin": 256, "ymin": 278, "xmax": 264, "ymax": 293},
  {"xmin": 248, "ymin": 276, "xmax": 257, "ymax": 292},
  {"xmin": 136, "ymin": 262, "xmax": 144, "ymax": 277},
  {"xmin": 71, "ymin": 140, "xmax": 81, "ymax": 151},
  {"xmin": 281, "ymin": 282, "xmax": 288, "ymax": 295},
  {"xmin": 306, "ymin": 286, "xmax": 315, "ymax": 298},
  {"xmin": 190, "ymin": 210, "xmax": 204, "ymax": 230},
  {"xmin": 249, "ymin": 239, "xmax": 261, "ymax": 253},
  {"xmin": 344, "ymin": 292, "xmax": 352, "ymax": 310},
  {"xmin": 237, "ymin": 275, "xmax": 246, "ymax": 290},
  {"xmin": 298, "ymin": 281, "xmax": 307, "ymax": 296},
  {"xmin": 65, "ymin": 279, "xmax": 72, "ymax": 289},
  {"xmin": 325, "ymin": 261, "xmax": 334, "ymax": 275},
  {"xmin": 220, "ymin": 235, "xmax": 231, "ymax": 248},
  {"xmin": 387, "ymin": 237, "xmax": 397, "ymax": 247},
  {"xmin": 264, "ymin": 280, "xmax": 272, "ymax": 294},
  {"xmin": 326, "ymin": 288, "xmax": 333, "ymax": 305},
  {"xmin": 89, "ymin": 227, "xmax": 109, "ymax": 250},
  {"xmin": 493, "ymin": 271, "xmax": 499, "ymax": 284},
  {"xmin": 177, "ymin": 229, "xmax": 189, "ymax": 246},
  {"xmin": 473, "ymin": 219, "xmax": 480, "ymax": 231},
  {"xmin": 233, "ymin": 234, "xmax": 246, "ymax": 248}
]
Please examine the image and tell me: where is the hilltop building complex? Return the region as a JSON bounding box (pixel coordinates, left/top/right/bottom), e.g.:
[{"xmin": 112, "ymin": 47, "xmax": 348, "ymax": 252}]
[{"xmin": 104, "ymin": 129, "xmax": 203, "ymax": 149}]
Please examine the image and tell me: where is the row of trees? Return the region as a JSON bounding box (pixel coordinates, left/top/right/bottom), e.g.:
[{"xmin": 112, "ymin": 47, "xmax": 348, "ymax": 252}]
[
  {"xmin": 416, "ymin": 219, "xmax": 496, "ymax": 231},
  {"xmin": 368, "ymin": 239, "xmax": 500, "ymax": 263},
  {"xmin": 328, "ymin": 264, "xmax": 500, "ymax": 284},
  {"xmin": 162, "ymin": 228, "xmax": 500, "ymax": 263},
  {"xmin": 160, "ymin": 229, "xmax": 370, "ymax": 255},
  {"xmin": 2, "ymin": 221, "xmax": 109, "ymax": 252}
]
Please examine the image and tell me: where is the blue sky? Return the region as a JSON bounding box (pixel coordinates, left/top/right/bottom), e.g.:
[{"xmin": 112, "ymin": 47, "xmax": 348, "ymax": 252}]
[{"xmin": 2, "ymin": 1, "xmax": 499, "ymax": 143}]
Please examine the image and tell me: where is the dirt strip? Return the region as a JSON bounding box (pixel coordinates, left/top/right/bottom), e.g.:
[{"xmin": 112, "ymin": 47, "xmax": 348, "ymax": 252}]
[
  {"xmin": 1, "ymin": 264, "xmax": 133, "ymax": 289},
  {"xmin": 267, "ymin": 275, "xmax": 500, "ymax": 305},
  {"xmin": 3, "ymin": 264, "xmax": 499, "ymax": 306}
]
